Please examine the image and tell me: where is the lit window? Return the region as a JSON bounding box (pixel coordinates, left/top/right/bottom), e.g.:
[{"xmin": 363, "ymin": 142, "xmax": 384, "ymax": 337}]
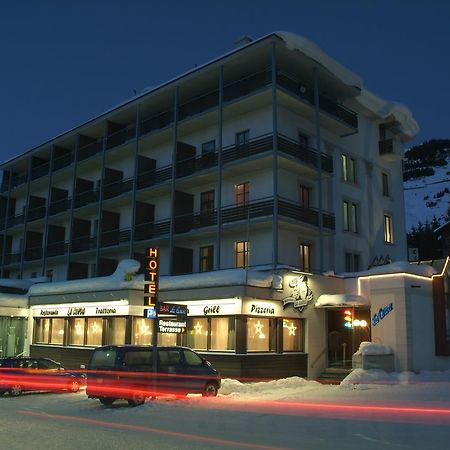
[
  {"xmin": 384, "ymin": 214, "xmax": 394, "ymax": 243},
  {"xmin": 235, "ymin": 241, "xmax": 249, "ymax": 268},
  {"xmin": 69, "ymin": 318, "xmax": 85, "ymax": 346},
  {"xmin": 235, "ymin": 183, "xmax": 249, "ymax": 206},
  {"xmin": 247, "ymin": 318, "xmax": 275, "ymax": 352},
  {"xmin": 86, "ymin": 318, "xmax": 103, "ymax": 346},
  {"xmin": 283, "ymin": 319, "xmax": 303, "ymax": 351},
  {"xmin": 187, "ymin": 317, "xmax": 208, "ymax": 350},
  {"xmin": 109, "ymin": 317, "xmax": 126, "ymax": 344},
  {"xmin": 133, "ymin": 318, "xmax": 152, "ymax": 345},
  {"xmin": 299, "ymin": 244, "xmax": 311, "ymax": 272},
  {"xmin": 343, "ymin": 200, "xmax": 358, "ymax": 233},
  {"xmin": 342, "ymin": 154, "xmax": 356, "ymax": 183},
  {"xmin": 187, "ymin": 317, "xmax": 235, "ymax": 351}
]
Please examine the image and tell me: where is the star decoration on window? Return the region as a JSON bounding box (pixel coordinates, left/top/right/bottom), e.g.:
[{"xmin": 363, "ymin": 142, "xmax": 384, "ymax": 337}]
[
  {"xmin": 194, "ymin": 322, "xmax": 203, "ymax": 335},
  {"xmin": 254, "ymin": 320, "xmax": 264, "ymax": 335},
  {"xmin": 286, "ymin": 322, "xmax": 297, "ymax": 336}
]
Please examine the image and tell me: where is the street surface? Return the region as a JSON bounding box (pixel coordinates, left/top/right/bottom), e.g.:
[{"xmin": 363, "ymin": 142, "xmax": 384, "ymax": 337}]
[{"xmin": 1, "ymin": 385, "xmax": 450, "ymax": 449}]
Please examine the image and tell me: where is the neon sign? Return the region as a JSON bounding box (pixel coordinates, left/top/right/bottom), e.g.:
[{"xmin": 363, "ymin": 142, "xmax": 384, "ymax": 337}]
[{"xmin": 372, "ymin": 303, "xmax": 393, "ymax": 326}]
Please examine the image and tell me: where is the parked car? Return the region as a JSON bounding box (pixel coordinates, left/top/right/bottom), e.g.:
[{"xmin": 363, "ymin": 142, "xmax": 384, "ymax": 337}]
[
  {"xmin": 0, "ymin": 357, "xmax": 86, "ymax": 396},
  {"xmin": 86, "ymin": 345, "xmax": 221, "ymax": 406}
]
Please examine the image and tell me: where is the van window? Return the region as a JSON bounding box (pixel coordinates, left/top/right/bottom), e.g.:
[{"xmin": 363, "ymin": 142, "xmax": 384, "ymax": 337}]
[
  {"xmin": 159, "ymin": 350, "xmax": 181, "ymax": 367},
  {"xmin": 89, "ymin": 348, "xmax": 117, "ymax": 369},
  {"xmin": 183, "ymin": 349, "xmax": 203, "ymax": 366},
  {"xmin": 123, "ymin": 350, "xmax": 153, "ymax": 371}
]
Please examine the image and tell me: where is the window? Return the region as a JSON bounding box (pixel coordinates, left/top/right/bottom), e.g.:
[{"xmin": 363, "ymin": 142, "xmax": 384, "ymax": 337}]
[
  {"xmin": 299, "ymin": 244, "xmax": 311, "ymax": 272},
  {"xmin": 342, "ymin": 154, "xmax": 356, "ymax": 184},
  {"xmin": 133, "ymin": 318, "xmax": 153, "ymax": 345},
  {"xmin": 235, "ymin": 241, "xmax": 249, "ymax": 268},
  {"xmin": 69, "ymin": 318, "xmax": 85, "ymax": 346},
  {"xmin": 201, "ymin": 139, "xmax": 216, "ymax": 155},
  {"xmin": 183, "ymin": 349, "xmax": 204, "ymax": 366},
  {"xmin": 199, "ymin": 245, "xmax": 214, "ymax": 272},
  {"xmin": 382, "ymin": 173, "xmax": 389, "ymax": 197},
  {"xmin": 298, "ymin": 133, "xmax": 309, "ymax": 149},
  {"xmin": 384, "ymin": 214, "xmax": 394, "ymax": 243},
  {"xmin": 187, "ymin": 317, "xmax": 235, "ymax": 351},
  {"xmin": 235, "ymin": 182, "xmax": 249, "ymax": 206},
  {"xmin": 86, "ymin": 318, "xmax": 102, "ymax": 346},
  {"xmin": 299, "ymin": 184, "xmax": 311, "ymax": 208},
  {"xmin": 343, "ymin": 200, "xmax": 358, "ymax": 233},
  {"xmin": 345, "ymin": 252, "xmax": 360, "ymax": 272},
  {"xmin": 236, "ymin": 130, "xmax": 249, "ymax": 148},
  {"xmin": 34, "ymin": 318, "xmax": 64, "ymax": 345},
  {"xmin": 283, "ymin": 319, "xmax": 303, "ymax": 351},
  {"xmin": 109, "ymin": 317, "xmax": 126, "ymax": 344},
  {"xmin": 200, "ymin": 190, "xmax": 215, "ymax": 212},
  {"xmin": 34, "ymin": 318, "xmax": 50, "ymax": 343},
  {"xmin": 247, "ymin": 317, "xmax": 276, "ymax": 352}
]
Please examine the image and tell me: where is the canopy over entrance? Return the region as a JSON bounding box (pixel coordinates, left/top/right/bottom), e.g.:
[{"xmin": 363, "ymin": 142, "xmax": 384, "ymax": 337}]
[{"xmin": 315, "ymin": 294, "xmax": 369, "ymax": 308}]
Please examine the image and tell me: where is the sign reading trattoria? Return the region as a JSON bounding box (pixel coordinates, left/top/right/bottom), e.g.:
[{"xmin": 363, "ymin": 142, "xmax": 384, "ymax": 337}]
[
  {"xmin": 35, "ymin": 305, "xmax": 129, "ymax": 317},
  {"xmin": 144, "ymin": 247, "xmax": 159, "ymax": 307},
  {"xmin": 158, "ymin": 319, "xmax": 187, "ymax": 334}
]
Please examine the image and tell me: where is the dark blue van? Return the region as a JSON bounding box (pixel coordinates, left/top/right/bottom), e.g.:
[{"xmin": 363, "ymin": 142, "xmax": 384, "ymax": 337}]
[{"xmin": 86, "ymin": 345, "xmax": 221, "ymax": 406}]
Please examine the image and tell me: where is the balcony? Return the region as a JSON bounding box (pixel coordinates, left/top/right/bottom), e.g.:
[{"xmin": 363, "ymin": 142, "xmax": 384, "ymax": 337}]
[
  {"xmin": 49, "ymin": 198, "xmax": 71, "ymax": 215},
  {"xmin": 106, "ymin": 124, "xmax": 136, "ymax": 150},
  {"xmin": 71, "ymin": 236, "xmax": 97, "ymax": 253},
  {"xmin": 78, "ymin": 138, "xmax": 103, "ymax": 162},
  {"xmin": 27, "ymin": 205, "xmax": 46, "ymax": 222},
  {"xmin": 134, "ymin": 220, "xmax": 171, "ymax": 241},
  {"xmin": 137, "ymin": 165, "xmax": 172, "ymax": 190},
  {"xmin": 24, "ymin": 246, "xmax": 43, "ymax": 262},
  {"xmin": 100, "ymin": 229, "xmax": 131, "ymax": 248},
  {"xmin": 6, "ymin": 213, "xmax": 24, "ymax": 228},
  {"xmin": 103, "ymin": 179, "xmax": 133, "ymax": 200},
  {"xmin": 46, "ymin": 241, "xmax": 69, "ymax": 257},
  {"xmin": 74, "ymin": 189, "xmax": 99, "ymax": 209},
  {"xmin": 379, "ymin": 138, "xmax": 402, "ymax": 161}
]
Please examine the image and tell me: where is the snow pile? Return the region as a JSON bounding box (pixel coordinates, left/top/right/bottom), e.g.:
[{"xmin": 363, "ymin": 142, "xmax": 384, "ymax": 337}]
[
  {"xmin": 354, "ymin": 341, "xmax": 392, "ymax": 356},
  {"xmin": 220, "ymin": 376, "xmax": 322, "ymax": 399}
]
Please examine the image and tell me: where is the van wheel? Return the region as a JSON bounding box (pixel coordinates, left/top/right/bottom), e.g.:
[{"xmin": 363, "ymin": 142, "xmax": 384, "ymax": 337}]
[
  {"xmin": 128, "ymin": 393, "xmax": 145, "ymax": 407},
  {"xmin": 202, "ymin": 382, "xmax": 218, "ymax": 397},
  {"xmin": 9, "ymin": 384, "xmax": 23, "ymax": 396},
  {"xmin": 99, "ymin": 397, "xmax": 115, "ymax": 406}
]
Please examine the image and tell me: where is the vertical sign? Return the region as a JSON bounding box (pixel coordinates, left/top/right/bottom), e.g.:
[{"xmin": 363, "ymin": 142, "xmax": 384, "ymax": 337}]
[{"xmin": 144, "ymin": 247, "xmax": 159, "ymax": 307}]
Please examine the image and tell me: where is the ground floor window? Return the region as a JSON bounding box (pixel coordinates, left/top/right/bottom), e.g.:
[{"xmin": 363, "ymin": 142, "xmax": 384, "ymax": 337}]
[
  {"xmin": 133, "ymin": 317, "xmax": 153, "ymax": 345},
  {"xmin": 35, "ymin": 318, "xmax": 64, "ymax": 345},
  {"xmin": 247, "ymin": 317, "xmax": 276, "ymax": 352},
  {"xmin": 282, "ymin": 319, "xmax": 304, "ymax": 351},
  {"xmin": 0, "ymin": 316, "xmax": 27, "ymax": 357},
  {"xmin": 186, "ymin": 317, "xmax": 235, "ymax": 351}
]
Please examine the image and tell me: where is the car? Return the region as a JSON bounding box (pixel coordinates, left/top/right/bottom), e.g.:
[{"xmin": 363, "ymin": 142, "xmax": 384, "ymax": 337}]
[
  {"xmin": 86, "ymin": 345, "xmax": 221, "ymax": 406},
  {"xmin": 0, "ymin": 357, "xmax": 86, "ymax": 396}
]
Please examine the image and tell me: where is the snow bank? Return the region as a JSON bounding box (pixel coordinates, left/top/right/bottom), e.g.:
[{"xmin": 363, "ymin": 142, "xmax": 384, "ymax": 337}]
[{"xmin": 354, "ymin": 341, "xmax": 392, "ymax": 355}]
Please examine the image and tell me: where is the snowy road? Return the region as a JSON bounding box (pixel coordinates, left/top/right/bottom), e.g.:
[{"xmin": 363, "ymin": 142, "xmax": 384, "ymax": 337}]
[{"xmin": 1, "ymin": 376, "xmax": 450, "ymax": 450}]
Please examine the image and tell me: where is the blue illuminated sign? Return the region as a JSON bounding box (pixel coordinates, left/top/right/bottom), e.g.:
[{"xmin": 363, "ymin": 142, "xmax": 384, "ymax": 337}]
[{"xmin": 372, "ymin": 303, "xmax": 393, "ymax": 326}]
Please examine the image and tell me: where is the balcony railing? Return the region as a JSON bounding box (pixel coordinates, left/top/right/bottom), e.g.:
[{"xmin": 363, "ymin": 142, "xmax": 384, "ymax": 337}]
[
  {"xmin": 137, "ymin": 165, "xmax": 172, "ymax": 190},
  {"xmin": 49, "ymin": 198, "xmax": 71, "ymax": 215},
  {"xmin": 106, "ymin": 124, "xmax": 136, "ymax": 150},
  {"xmin": 3, "ymin": 252, "xmax": 21, "ymax": 265},
  {"xmin": 6, "ymin": 214, "xmax": 24, "ymax": 228},
  {"xmin": 103, "ymin": 179, "xmax": 134, "ymax": 200},
  {"xmin": 277, "ymin": 72, "xmax": 358, "ymax": 130},
  {"xmin": 46, "ymin": 241, "xmax": 69, "ymax": 257},
  {"xmin": 222, "ymin": 134, "xmax": 273, "ymax": 164},
  {"xmin": 27, "ymin": 205, "xmax": 46, "ymax": 222},
  {"xmin": 31, "ymin": 162, "xmax": 50, "ymax": 181},
  {"xmin": 52, "ymin": 152, "xmax": 74, "ymax": 171},
  {"xmin": 78, "ymin": 138, "xmax": 103, "ymax": 162},
  {"xmin": 140, "ymin": 110, "xmax": 174, "ymax": 137},
  {"xmin": 74, "ymin": 189, "xmax": 99, "ymax": 208},
  {"xmin": 24, "ymin": 246, "xmax": 43, "ymax": 262},
  {"xmin": 134, "ymin": 220, "xmax": 171, "ymax": 241},
  {"xmin": 71, "ymin": 236, "xmax": 97, "ymax": 253}
]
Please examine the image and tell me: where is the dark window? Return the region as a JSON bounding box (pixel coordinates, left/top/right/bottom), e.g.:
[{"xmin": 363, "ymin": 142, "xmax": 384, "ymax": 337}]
[
  {"xmin": 345, "ymin": 252, "xmax": 360, "ymax": 272},
  {"xmin": 200, "ymin": 190, "xmax": 215, "ymax": 212},
  {"xmin": 201, "ymin": 140, "xmax": 216, "ymax": 155},
  {"xmin": 299, "ymin": 185, "xmax": 311, "ymax": 208},
  {"xmin": 382, "ymin": 173, "xmax": 389, "ymax": 197},
  {"xmin": 298, "ymin": 133, "xmax": 309, "ymax": 149},
  {"xmin": 236, "ymin": 130, "xmax": 249, "ymax": 148},
  {"xmin": 299, "ymin": 244, "xmax": 311, "ymax": 272},
  {"xmin": 343, "ymin": 200, "xmax": 358, "ymax": 233}
]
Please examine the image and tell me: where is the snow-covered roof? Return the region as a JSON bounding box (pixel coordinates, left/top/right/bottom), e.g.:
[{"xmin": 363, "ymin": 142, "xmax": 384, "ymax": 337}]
[
  {"xmin": 0, "ymin": 277, "xmax": 48, "ymax": 291},
  {"xmin": 331, "ymin": 261, "xmax": 436, "ymax": 279},
  {"xmin": 0, "ymin": 292, "xmax": 28, "ymax": 307},
  {"xmin": 315, "ymin": 294, "xmax": 369, "ymax": 308}
]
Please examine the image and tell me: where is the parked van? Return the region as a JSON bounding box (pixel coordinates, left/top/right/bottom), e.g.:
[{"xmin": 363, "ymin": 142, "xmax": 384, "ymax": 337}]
[{"xmin": 86, "ymin": 345, "xmax": 221, "ymax": 406}]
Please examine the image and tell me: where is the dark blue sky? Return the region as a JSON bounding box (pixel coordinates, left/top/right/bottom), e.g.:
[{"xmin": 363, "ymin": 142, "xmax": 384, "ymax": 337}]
[{"xmin": 1, "ymin": 0, "xmax": 449, "ymax": 163}]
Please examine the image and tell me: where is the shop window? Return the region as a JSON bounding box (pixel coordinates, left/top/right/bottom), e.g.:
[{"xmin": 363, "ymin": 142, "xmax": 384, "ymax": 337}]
[
  {"xmin": 384, "ymin": 214, "xmax": 394, "ymax": 243},
  {"xmin": 34, "ymin": 318, "xmax": 50, "ymax": 343},
  {"xmin": 187, "ymin": 317, "xmax": 235, "ymax": 351},
  {"xmin": 210, "ymin": 317, "xmax": 235, "ymax": 351},
  {"xmin": 247, "ymin": 317, "xmax": 276, "ymax": 352},
  {"xmin": 235, "ymin": 240, "xmax": 249, "ymax": 268},
  {"xmin": 282, "ymin": 319, "xmax": 303, "ymax": 351},
  {"xmin": 69, "ymin": 318, "xmax": 85, "ymax": 346},
  {"xmin": 133, "ymin": 318, "xmax": 153, "ymax": 345},
  {"xmin": 50, "ymin": 318, "xmax": 64, "ymax": 344},
  {"xmin": 159, "ymin": 333, "xmax": 177, "ymax": 346},
  {"xmin": 187, "ymin": 317, "xmax": 208, "ymax": 350},
  {"xmin": 109, "ymin": 317, "xmax": 126, "ymax": 344},
  {"xmin": 86, "ymin": 318, "xmax": 103, "ymax": 346}
]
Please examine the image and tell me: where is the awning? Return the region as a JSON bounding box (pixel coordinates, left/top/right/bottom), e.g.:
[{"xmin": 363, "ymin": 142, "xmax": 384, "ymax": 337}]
[{"xmin": 315, "ymin": 294, "xmax": 369, "ymax": 308}]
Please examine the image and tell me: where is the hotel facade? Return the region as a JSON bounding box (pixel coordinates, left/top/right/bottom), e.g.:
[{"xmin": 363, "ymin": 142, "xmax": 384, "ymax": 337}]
[{"xmin": 2, "ymin": 32, "xmax": 449, "ymax": 378}]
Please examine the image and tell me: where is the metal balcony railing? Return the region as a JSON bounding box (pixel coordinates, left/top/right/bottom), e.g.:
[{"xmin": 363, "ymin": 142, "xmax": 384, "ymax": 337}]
[
  {"xmin": 137, "ymin": 165, "xmax": 172, "ymax": 190},
  {"xmin": 46, "ymin": 241, "xmax": 69, "ymax": 257},
  {"xmin": 52, "ymin": 152, "xmax": 74, "ymax": 171},
  {"xmin": 139, "ymin": 110, "xmax": 174, "ymax": 137},
  {"xmin": 134, "ymin": 220, "xmax": 171, "ymax": 241},
  {"xmin": 24, "ymin": 246, "xmax": 43, "ymax": 261},
  {"xmin": 27, "ymin": 205, "xmax": 46, "ymax": 222},
  {"xmin": 31, "ymin": 162, "xmax": 50, "ymax": 181},
  {"xmin": 222, "ymin": 134, "xmax": 273, "ymax": 164},
  {"xmin": 6, "ymin": 213, "xmax": 24, "ymax": 228},
  {"xmin": 49, "ymin": 198, "xmax": 71, "ymax": 215},
  {"xmin": 71, "ymin": 236, "xmax": 97, "ymax": 253},
  {"xmin": 103, "ymin": 179, "xmax": 134, "ymax": 200},
  {"xmin": 106, "ymin": 124, "xmax": 136, "ymax": 150},
  {"xmin": 74, "ymin": 189, "xmax": 99, "ymax": 208},
  {"xmin": 78, "ymin": 138, "xmax": 103, "ymax": 162}
]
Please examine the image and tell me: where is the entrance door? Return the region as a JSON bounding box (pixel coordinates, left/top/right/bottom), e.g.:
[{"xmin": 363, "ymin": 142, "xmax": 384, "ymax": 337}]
[{"xmin": 327, "ymin": 309, "xmax": 371, "ymax": 368}]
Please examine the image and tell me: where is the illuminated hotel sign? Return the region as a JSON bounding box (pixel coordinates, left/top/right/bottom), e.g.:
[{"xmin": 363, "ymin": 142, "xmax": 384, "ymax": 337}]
[{"xmin": 144, "ymin": 247, "xmax": 159, "ymax": 307}]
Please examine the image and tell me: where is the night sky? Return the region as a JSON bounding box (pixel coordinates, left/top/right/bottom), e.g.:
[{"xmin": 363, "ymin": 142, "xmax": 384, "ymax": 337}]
[{"xmin": 1, "ymin": 0, "xmax": 449, "ymax": 163}]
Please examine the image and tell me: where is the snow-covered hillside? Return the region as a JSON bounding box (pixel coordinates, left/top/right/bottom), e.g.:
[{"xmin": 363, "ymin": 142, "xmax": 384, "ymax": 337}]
[{"xmin": 403, "ymin": 155, "xmax": 450, "ymax": 231}]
